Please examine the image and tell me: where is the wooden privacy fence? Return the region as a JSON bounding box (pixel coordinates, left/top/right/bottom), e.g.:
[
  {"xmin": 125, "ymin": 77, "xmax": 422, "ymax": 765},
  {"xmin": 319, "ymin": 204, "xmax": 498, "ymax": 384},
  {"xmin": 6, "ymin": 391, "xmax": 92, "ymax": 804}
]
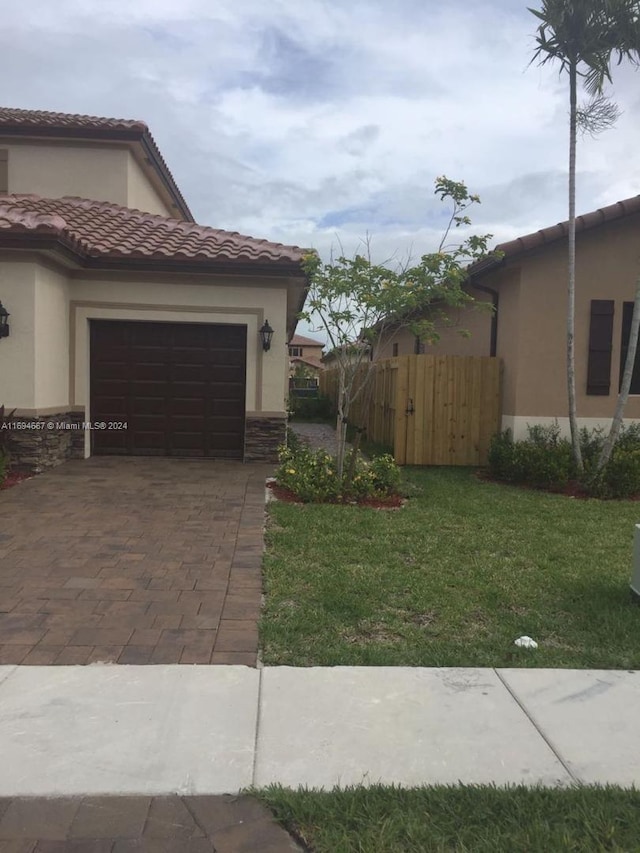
[{"xmin": 320, "ymin": 355, "xmax": 502, "ymax": 466}]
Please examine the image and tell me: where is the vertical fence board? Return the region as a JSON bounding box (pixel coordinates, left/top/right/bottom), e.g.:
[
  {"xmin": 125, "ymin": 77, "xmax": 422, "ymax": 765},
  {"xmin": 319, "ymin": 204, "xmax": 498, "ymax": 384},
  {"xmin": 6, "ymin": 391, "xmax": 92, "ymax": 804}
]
[{"xmin": 320, "ymin": 354, "xmax": 501, "ymax": 466}]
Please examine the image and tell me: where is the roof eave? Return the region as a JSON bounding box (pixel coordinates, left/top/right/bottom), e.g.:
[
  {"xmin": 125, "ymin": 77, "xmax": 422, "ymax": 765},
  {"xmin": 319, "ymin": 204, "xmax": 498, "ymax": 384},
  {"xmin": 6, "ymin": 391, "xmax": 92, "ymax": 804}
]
[{"xmin": 0, "ymin": 232, "xmax": 307, "ymax": 277}]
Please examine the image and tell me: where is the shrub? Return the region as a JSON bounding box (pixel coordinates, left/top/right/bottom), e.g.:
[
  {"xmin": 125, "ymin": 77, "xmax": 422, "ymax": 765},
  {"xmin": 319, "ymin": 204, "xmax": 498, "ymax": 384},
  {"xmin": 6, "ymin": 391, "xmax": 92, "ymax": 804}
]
[
  {"xmin": 489, "ymin": 423, "xmax": 640, "ymax": 499},
  {"xmin": 288, "ymin": 394, "xmax": 333, "ymax": 421},
  {"xmin": 487, "ymin": 430, "xmax": 515, "ymax": 481},
  {"xmin": 275, "ymin": 445, "xmax": 401, "ymax": 503},
  {"xmin": 368, "ymin": 453, "xmax": 402, "ymax": 494},
  {"xmin": 276, "ymin": 445, "xmax": 341, "ymax": 503},
  {"xmin": 579, "ymin": 425, "xmax": 605, "ymax": 470},
  {"xmin": 488, "ymin": 424, "xmax": 573, "ymax": 491},
  {"xmin": 584, "ymin": 448, "xmax": 640, "ymax": 499}
]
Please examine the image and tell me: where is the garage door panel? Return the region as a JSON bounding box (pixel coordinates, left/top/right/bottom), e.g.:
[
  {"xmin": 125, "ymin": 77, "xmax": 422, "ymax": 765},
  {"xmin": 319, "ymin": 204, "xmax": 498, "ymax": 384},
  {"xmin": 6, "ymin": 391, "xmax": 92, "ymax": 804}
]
[
  {"xmin": 130, "ymin": 381, "xmax": 171, "ymax": 397},
  {"xmin": 132, "ymin": 397, "xmax": 169, "ymax": 416},
  {"xmin": 211, "ymin": 327, "xmax": 246, "ymax": 347},
  {"xmin": 170, "ymin": 398, "xmax": 206, "ymax": 415},
  {"xmin": 93, "ymin": 396, "xmax": 128, "ymax": 415},
  {"xmin": 131, "ymin": 363, "xmax": 170, "ymax": 381},
  {"xmin": 92, "ymin": 362, "xmax": 129, "ymax": 381},
  {"xmin": 209, "ymin": 349, "xmax": 246, "ymax": 366},
  {"xmin": 90, "ymin": 320, "xmax": 246, "ymax": 458},
  {"xmin": 171, "ymin": 364, "xmax": 209, "ymax": 382},
  {"xmin": 211, "ymin": 400, "xmax": 245, "ymax": 416}
]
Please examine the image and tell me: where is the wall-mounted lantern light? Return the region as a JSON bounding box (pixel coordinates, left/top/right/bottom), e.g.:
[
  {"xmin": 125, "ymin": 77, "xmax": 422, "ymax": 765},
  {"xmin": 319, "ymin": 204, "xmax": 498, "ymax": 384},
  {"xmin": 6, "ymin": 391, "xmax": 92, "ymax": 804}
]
[
  {"xmin": 0, "ymin": 302, "xmax": 9, "ymax": 339},
  {"xmin": 259, "ymin": 319, "xmax": 274, "ymax": 352}
]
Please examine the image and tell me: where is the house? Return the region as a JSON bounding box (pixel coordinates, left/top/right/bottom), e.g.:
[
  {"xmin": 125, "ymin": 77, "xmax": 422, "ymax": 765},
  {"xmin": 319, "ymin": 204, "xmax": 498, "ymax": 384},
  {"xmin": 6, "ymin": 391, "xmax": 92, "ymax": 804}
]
[
  {"xmin": 287, "ymin": 333, "xmax": 324, "ymax": 379},
  {"xmin": 0, "ymin": 107, "xmax": 309, "ymax": 470},
  {"xmin": 376, "ymin": 194, "xmax": 640, "ymax": 440}
]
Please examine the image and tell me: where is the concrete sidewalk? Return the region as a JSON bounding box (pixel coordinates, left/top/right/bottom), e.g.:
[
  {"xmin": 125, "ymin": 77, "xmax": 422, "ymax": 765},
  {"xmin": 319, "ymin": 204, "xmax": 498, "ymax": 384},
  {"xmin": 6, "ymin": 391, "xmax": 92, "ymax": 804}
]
[{"xmin": 0, "ymin": 665, "xmax": 638, "ymax": 796}]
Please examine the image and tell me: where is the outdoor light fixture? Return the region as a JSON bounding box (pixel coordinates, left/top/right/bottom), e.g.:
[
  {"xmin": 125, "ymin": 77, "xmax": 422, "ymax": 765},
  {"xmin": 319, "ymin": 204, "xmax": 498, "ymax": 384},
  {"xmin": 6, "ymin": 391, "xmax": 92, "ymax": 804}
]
[
  {"xmin": 0, "ymin": 301, "xmax": 9, "ymax": 339},
  {"xmin": 259, "ymin": 319, "xmax": 274, "ymax": 352}
]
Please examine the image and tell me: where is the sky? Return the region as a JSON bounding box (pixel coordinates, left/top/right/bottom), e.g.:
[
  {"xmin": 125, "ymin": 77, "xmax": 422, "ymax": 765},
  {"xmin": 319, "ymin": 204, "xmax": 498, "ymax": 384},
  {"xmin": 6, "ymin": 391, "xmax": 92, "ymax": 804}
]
[{"xmin": 1, "ymin": 0, "xmax": 639, "ymax": 342}]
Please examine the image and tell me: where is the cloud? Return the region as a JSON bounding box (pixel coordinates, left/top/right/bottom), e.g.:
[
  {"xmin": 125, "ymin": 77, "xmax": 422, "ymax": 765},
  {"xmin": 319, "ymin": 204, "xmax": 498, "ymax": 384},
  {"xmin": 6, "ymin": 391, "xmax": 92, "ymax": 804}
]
[{"xmin": 1, "ymin": 0, "xmax": 639, "ymax": 342}]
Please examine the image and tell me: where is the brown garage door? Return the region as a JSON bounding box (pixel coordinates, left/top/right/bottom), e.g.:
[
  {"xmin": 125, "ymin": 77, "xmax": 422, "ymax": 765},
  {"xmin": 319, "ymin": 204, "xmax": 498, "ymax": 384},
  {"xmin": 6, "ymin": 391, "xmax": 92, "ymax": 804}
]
[{"xmin": 90, "ymin": 320, "xmax": 247, "ymax": 458}]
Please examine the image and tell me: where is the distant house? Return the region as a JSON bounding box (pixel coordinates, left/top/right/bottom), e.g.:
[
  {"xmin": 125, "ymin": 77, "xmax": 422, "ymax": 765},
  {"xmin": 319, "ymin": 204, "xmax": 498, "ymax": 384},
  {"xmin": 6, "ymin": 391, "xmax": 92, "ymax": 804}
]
[
  {"xmin": 288, "ymin": 333, "xmax": 325, "ymax": 379},
  {"xmin": 375, "ymin": 194, "xmax": 640, "ymax": 440},
  {"xmin": 0, "ymin": 106, "xmax": 309, "ymax": 470}
]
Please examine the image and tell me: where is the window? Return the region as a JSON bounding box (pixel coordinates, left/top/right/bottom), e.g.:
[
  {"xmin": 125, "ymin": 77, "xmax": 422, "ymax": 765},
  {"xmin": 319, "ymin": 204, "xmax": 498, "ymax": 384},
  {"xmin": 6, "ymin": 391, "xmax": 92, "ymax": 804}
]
[
  {"xmin": 392, "ymin": 343, "xmax": 399, "ymax": 357},
  {"xmin": 586, "ymin": 300, "xmax": 614, "ymax": 395},
  {"xmin": 620, "ymin": 302, "xmax": 640, "ymax": 394},
  {"xmin": 289, "ymin": 346, "xmax": 302, "ymax": 357}
]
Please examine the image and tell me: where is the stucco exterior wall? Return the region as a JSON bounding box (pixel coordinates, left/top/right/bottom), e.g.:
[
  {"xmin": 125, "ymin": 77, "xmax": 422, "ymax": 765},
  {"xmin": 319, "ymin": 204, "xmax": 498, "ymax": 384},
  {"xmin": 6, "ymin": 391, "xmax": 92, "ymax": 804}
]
[
  {"xmin": 502, "ymin": 213, "xmax": 640, "ymax": 424},
  {"xmin": 376, "ymin": 289, "xmax": 494, "ymax": 360},
  {"xmin": 5, "ymin": 142, "xmax": 129, "ymax": 206},
  {"xmin": 34, "ymin": 264, "xmax": 70, "ymax": 409},
  {"xmin": 492, "ymin": 267, "xmax": 522, "ymax": 417},
  {"xmin": 69, "ymin": 275, "xmax": 289, "ymax": 420},
  {"xmin": 126, "ymin": 154, "xmax": 174, "ymax": 217},
  {"xmin": 0, "ymin": 260, "xmax": 37, "ymax": 408}
]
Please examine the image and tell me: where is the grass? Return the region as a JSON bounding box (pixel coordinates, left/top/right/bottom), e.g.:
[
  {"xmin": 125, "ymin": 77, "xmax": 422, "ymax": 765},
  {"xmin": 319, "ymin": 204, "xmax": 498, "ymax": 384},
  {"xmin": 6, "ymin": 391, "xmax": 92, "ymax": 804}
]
[
  {"xmin": 261, "ymin": 467, "xmax": 640, "ymax": 668},
  {"xmin": 255, "ymin": 783, "xmax": 640, "ymax": 852}
]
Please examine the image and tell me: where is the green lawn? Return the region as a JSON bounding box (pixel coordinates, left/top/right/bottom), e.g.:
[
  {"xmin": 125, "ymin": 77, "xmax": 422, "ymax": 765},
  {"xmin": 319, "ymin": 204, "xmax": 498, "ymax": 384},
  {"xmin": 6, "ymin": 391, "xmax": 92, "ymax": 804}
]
[
  {"xmin": 261, "ymin": 468, "xmax": 640, "ymax": 668},
  {"xmin": 256, "ymin": 783, "xmax": 640, "ymax": 852}
]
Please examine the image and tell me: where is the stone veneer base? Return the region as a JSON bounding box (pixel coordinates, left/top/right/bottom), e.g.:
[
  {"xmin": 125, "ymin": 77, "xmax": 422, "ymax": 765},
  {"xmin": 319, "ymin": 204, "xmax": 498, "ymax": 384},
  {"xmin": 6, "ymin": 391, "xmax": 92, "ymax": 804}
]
[
  {"xmin": 6, "ymin": 411, "xmax": 85, "ymax": 474},
  {"xmin": 4, "ymin": 413, "xmax": 286, "ymax": 471},
  {"xmin": 244, "ymin": 416, "xmax": 286, "ymax": 463}
]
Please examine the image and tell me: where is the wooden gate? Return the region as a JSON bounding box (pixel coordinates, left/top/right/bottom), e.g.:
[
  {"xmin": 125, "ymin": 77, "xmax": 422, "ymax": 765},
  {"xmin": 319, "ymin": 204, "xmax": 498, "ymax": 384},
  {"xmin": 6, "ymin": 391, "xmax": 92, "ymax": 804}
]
[{"xmin": 320, "ymin": 355, "xmax": 502, "ymax": 466}]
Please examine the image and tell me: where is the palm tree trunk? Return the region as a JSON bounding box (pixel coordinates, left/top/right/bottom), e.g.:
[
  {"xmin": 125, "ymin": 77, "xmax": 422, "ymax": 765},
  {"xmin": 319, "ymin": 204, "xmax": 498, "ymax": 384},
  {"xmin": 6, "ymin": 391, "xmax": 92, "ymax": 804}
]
[
  {"xmin": 567, "ymin": 61, "xmax": 584, "ymax": 471},
  {"xmin": 596, "ymin": 272, "xmax": 640, "ymax": 471}
]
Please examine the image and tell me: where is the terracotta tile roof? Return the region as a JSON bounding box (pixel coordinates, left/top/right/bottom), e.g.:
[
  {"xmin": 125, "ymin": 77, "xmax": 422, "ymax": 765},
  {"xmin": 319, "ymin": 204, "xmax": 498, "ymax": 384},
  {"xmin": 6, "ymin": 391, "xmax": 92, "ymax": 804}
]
[
  {"xmin": 469, "ymin": 193, "xmax": 640, "ymax": 277},
  {"xmin": 0, "ymin": 106, "xmax": 147, "ymax": 133},
  {"xmin": 288, "ymin": 333, "xmax": 324, "ymax": 347},
  {"xmin": 290, "ymin": 355, "xmax": 324, "ymax": 370},
  {"xmin": 0, "ymin": 106, "xmax": 193, "ymax": 221},
  {"xmin": 0, "ymin": 194, "xmax": 308, "ymax": 270}
]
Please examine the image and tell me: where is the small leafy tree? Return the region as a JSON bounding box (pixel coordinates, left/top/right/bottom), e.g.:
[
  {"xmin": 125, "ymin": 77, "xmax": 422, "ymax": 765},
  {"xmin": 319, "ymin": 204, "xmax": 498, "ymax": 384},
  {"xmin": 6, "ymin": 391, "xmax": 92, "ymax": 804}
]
[{"xmin": 300, "ymin": 177, "xmax": 495, "ymax": 480}]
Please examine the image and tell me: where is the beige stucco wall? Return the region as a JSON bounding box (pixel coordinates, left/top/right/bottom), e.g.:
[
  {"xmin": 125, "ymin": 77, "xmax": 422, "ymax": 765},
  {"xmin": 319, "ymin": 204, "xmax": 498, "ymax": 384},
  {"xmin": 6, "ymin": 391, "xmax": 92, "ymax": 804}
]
[
  {"xmin": 5, "ymin": 142, "xmax": 129, "ymax": 206},
  {"xmin": 376, "ymin": 289, "xmax": 494, "ymax": 360},
  {"xmin": 496, "ymin": 213, "xmax": 640, "ymax": 425},
  {"xmin": 3, "ymin": 143, "xmax": 176, "ymax": 218},
  {"xmin": 34, "ymin": 264, "xmax": 70, "ymax": 408},
  {"xmin": 0, "ymin": 260, "xmax": 37, "ymax": 408},
  {"xmin": 127, "ymin": 154, "xmax": 174, "ymax": 217},
  {"xmin": 1, "ymin": 259, "xmax": 291, "ymax": 446},
  {"xmin": 69, "ymin": 275, "xmax": 289, "ymax": 421}
]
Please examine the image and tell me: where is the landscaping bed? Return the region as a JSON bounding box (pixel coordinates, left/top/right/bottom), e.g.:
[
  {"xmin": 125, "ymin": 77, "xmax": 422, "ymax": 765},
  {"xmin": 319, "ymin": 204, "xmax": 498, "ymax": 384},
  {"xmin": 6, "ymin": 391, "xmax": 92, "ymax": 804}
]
[
  {"xmin": 261, "ymin": 467, "xmax": 640, "ymax": 668},
  {"xmin": 257, "ymin": 783, "xmax": 640, "ymax": 853}
]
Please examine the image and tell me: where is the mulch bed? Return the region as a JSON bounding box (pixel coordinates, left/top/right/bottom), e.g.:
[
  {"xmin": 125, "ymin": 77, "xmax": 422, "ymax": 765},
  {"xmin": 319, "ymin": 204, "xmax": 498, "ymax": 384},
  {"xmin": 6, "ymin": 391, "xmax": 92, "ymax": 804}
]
[
  {"xmin": 477, "ymin": 470, "xmax": 640, "ymax": 501},
  {"xmin": 266, "ymin": 480, "xmax": 405, "ymax": 509},
  {"xmin": 1, "ymin": 471, "xmax": 33, "ymax": 490}
]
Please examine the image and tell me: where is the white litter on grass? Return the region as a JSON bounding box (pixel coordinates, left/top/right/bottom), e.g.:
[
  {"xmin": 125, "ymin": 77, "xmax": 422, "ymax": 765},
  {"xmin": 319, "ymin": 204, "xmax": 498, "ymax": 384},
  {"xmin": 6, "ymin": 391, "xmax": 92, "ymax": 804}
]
[{"xmin": 514, "ymin": 636, "xmax": 538, "ymax": 649}]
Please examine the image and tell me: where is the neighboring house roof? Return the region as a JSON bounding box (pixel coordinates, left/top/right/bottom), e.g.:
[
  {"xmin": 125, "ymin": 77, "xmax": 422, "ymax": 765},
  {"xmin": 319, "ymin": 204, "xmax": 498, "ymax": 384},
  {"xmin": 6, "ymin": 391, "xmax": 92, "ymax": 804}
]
[
  {"xmin": 288, "ymin": 333, "xmax": 324, "ymax": 347},
  {"xmin": 0, "ymin": 106, "xmax": 193, "ymax": 222},
  {"xmin": 0, "ymin": 194, "xmax": 308, "ymax": 274},
  {"xmin": 469, "ymin": 193, "xmax": 640, "ymax": 278},
  {"xmin": 290, "ymin": 355, "xmax": 324, "ymax": 370}
]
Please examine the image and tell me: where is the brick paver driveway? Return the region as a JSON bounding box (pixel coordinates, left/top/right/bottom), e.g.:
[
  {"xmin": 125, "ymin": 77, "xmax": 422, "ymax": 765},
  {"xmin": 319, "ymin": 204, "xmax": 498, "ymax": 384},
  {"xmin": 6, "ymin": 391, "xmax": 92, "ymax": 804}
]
[{"xmin": 0, "ymin": 457, "xmax": 272, "ymax": 666}]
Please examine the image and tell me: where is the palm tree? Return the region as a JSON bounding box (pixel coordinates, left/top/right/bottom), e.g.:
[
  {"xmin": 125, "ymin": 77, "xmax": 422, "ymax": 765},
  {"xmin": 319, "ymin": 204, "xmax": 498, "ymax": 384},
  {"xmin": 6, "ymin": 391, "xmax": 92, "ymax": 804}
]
[{"xmin": 529, "ymin": 0, "xmax": 640, "ymax": 471}]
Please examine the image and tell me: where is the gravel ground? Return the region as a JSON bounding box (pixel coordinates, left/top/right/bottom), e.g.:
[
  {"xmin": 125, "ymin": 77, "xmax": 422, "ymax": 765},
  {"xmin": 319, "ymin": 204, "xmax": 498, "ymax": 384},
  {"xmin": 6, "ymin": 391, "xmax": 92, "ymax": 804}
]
[{"xmin": 289, "ymin": 421, "xmax": 354, "ymax": 456}]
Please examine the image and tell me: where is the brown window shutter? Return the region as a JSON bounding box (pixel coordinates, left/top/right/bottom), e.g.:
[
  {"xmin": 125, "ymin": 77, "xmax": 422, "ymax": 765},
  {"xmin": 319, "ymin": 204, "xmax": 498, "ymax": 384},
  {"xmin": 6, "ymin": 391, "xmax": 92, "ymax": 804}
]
[
  {"xmin": 586, "ymin": 300, "xmax": 614, "ymax": 395},
  {"xmin": 619, "ymin": 302, "xmax": 640, "ymax": 394}
]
